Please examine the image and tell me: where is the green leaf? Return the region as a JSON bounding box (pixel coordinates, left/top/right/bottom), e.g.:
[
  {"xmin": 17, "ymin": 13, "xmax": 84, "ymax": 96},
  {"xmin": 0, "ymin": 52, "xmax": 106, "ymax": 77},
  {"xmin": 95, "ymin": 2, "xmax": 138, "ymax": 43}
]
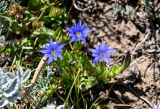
[
  {"xmin": 28, "ymin": 0, "xmax": 41, "ymax": 10},
  {"xmin": 96, "ymin": 69, "xmax": 110, "ymax": 84},
  {"xmin": 79, "ymin": 76, "xmax": 97, "ymax": 91},
  {"xmin": 11, "ymin": 21, "xmax": 21, "ymax": 34},
  {"xmin": 115, "ymin": 51, "xmax": 131, "ymax": 74},
  {"xmin": 52, "ymin": 27, "xmax": 61, "ymax": 40},
  {"xmin": 73, "ymin": 41, "xmax": 83, "ymax": 50},
  {"xmin": 21, "ymin": 69, "xmax": 31, "ymax": 83},
  {"xmin": 1, "ymin": 16, "xmax": 13, "ymax": 24},
  {"xmin": 49, "ymin": 6, "xmax": 65, "ymax": 18}
]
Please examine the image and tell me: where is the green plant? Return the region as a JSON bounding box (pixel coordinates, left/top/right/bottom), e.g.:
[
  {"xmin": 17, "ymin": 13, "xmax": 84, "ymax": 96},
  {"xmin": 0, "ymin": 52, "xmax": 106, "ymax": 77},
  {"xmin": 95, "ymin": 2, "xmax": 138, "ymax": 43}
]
[
  {"xmin": 0, "ymin": 69, "xmax": 20, "ymax": 108},
  {"xmin": 0, "ymin": 67, "xmax": 31, "ymax": 108},
  {"xmin": 0, "ymin": 0, "xmax": 68, "ymax": 62},
  {"xmin": 0, "ymin": 0, "xmax": 132, "ymax": 108}
]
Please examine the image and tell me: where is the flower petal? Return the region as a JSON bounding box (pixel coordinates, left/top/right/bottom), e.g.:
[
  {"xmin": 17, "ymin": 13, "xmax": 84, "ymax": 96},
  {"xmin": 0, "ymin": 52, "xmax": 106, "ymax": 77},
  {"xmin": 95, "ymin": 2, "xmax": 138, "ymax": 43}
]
[
  {"xmin": 89, "ymin": 48, "xmax": 99, "ymax": 54},
  {"xmin": 100, "ymin": 41, "xmax": 105, "ymax": 51},
  {"xmin": 45, "ymin": 53, "xmax": 52, "ymax": 58},
  {"xmin": 66, "ymin": 19, "xmax": 91, "ymax": 43},
  {"xmin": 81, "ymin": 37, "xmax": 86, "ymax": 43},
  {"xmin": 58, "ymin": 54, "xmax": 63, "ymax": 59},
  {"xmin": 70, "ymin": 37, "xmax": 77, "ymax": 43},
  {"xmin": 83, "ymin": 29, "xmax": 92, "ymax": 34},
  {"xmin": 93, "ymin": 57, "xmax": 100, "ymax": 63},
  {"xmin": 89, "ymin": 41, "xmax": 115, "ymax": 64},
  {"xmin": 104, "ymin": 58, "xmax": 110, "ymax": 64},
  {"xmin": 40, "ymin": 38, "xmax": 65, "ymax": 63},
  {"xmin": 49, "ymin": 37, "xmax": 53, "ymax": 45},
  {"xmin": 78, "ymin": 19, "xmax": 82, "ymax": 26},
  {"xmin": 40, "ymin": 50, "xmax": 51, "ymax": 54},
  {"xmin": 66, "ymin": 27, "xmax": 73, "ymax": 33},
  {"xmin": 47, "ymin": 56, "xmax": 54, "ymax": 64}
]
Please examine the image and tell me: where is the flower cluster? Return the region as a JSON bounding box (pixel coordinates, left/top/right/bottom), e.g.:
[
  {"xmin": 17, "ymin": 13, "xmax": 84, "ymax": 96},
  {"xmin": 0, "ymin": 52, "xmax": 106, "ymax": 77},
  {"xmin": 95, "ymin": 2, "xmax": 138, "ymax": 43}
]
[
  {"xmin": 40, "ymin": 38, "xmax": 65, "ymax": 64},
  {"xmin": 40, "ymin": 19, "xmax": 115, "ymax": 65},
  {"xmin": 66, "ymin": 19, "xmax": 92, "ymax": 43},
  {"xmin": 89, "ymin": 42, "xmax": 115, "ymax": 64}
]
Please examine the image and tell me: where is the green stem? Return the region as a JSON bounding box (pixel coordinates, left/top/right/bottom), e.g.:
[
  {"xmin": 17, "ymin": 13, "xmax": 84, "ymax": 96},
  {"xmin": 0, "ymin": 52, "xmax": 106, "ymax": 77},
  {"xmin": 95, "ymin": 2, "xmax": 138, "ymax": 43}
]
[
  {"xmin": 35, "ymin": 6, "xmax": 48, "ymax": 23},
  {"xmin": 34, "ymin": 2, "xmax": 55, "ymax": 23},
  {"xmin": 69, "ymin": 43, "xmax": 74, "ymax": 50},
  {"xmin": 75, "ymin": 73, "xmax": 80, "ymax": 109},
  {"xmin": 13, "ymin": 103, "xmax": 19, "ymax": 109},
  {"xmin": 81, "ymin": 92, "xmax": 87, "ymax": 109},
  {"xmin": 100, "ymin": 62, "xmax": 104, "ymax": 73},
  {"xmin": 89, "ymin": 96, "xmax": 101, "ymax": 109},
  {"xmin": 64, "ymin": 69, "xmax": 81, "ymax": 109},
  {"xmin": 89, "ymin": 83, "xmax": 114, "ymax": 109}
]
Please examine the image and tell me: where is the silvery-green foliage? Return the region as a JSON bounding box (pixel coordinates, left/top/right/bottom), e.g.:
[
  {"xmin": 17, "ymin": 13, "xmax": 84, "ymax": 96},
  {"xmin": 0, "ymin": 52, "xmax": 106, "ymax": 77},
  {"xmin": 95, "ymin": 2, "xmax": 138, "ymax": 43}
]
[
  {"xmin": 32, "ymin": 66, "xmax": 54, "ymax": 95},
  {"xmin": 43, "ymin": 103, "xmax": 65, "ymax": 109},
  {"xmin": 16, "ymin": 67, "xmax": 31, "ymax": 88},
  {"xmin": 0, "ymin": 67, "xmax": 31, "ymax": 108},
  {"xmin": 36, "ymin": 74, "xmax": 49, "ymax": 92},
  {"xmin": 0, "ymin": 0, "xmax": 8, "ymax": 13},
  {"xmin": 144, "ymin": 0, "xmax": 150, "ymax": 12},
  {"xmin": 43, "ymin": 104, "xmax": 56, "ymax": 109},
  {"xmin": 115, "ymin": 4, "xmax": 133, "ymax": 17},
  {"xmin": 46, "ymin": 66, "xmax": 55, "ymax": 78},
  {"xmin": 0, "ymin": 0, "xmax": 9, "ymax": 44},
  {"xmin": 0, "ymin": 69, "xmax": 20, "ymax": 108}
]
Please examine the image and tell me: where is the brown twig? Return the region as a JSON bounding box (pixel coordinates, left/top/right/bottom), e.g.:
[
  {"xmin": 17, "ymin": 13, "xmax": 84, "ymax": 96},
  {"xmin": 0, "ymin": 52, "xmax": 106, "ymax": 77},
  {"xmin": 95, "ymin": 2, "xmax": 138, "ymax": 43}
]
[
  {"xmin": 26, "ymin": 56, "xmax": 47, "ymax": 95},
  {"xmin": 131, "ymin": 28, "xmax": 150, "ymax": 55},
  {"xmin": 129, "ymin": 55, "xmax": 145, "ymax": 67},
  {"xmin": 31, "ymin": 56, "xmax": 47, "ymax": 85},
  {"xmin": 108, "ymin": 103, "xmax": 132, "ymax": 109},
  {"xmin": 128, "ymin": 86, "xmax": 152, "ymax": 107}
]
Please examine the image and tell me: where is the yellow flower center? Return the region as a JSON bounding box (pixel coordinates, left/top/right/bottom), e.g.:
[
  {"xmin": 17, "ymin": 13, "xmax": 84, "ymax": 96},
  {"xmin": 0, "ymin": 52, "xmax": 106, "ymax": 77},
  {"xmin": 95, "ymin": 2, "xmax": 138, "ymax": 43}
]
[
  {"xmin": 76, "ymin": 32, "xmax": 81, "ymax": 37},
  {"xmin": 52, "ymin": 51, "xmax": 57, "ymax": 56},
  {"xmin": 100, "ymin": 53, "xmax": 104, "ymax": 58}
]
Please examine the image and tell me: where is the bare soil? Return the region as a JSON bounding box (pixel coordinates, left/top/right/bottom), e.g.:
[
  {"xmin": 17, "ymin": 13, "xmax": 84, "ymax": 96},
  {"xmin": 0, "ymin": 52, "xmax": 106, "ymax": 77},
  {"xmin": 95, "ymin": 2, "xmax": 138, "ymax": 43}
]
[{"xmin": 71, "ymin": 0, "xmax": 160, "ymax": 108}]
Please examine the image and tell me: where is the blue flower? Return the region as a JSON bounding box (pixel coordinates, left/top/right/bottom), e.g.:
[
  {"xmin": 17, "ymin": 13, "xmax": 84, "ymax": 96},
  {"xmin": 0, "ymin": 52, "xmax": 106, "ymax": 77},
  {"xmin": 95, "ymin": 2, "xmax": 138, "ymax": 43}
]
[
  {"xmin": 66, "ymin": 19, "xmax": 92, "ymax": 43},
  {"xmin": 40, "ymin": 38, "xmax": 65, "ymax": 64},
  {"xmin": 89, "ymin": 42, "xmax": 115, "ymax": 64},
  {"xmin": 153, "ymin": 103, "xmax": 160, "ymax": 109}
]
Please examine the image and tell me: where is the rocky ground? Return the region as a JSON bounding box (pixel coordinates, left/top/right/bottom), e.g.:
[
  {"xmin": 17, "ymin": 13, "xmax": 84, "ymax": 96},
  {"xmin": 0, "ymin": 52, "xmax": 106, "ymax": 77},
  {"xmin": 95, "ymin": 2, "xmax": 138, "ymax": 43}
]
[
  {"xmin": 71, "ymin": 0, "xmax": 160, "ymax": 108},
  {"xmin": 0, "ymin": 0, "xmax": 160, "ymax": 108}
]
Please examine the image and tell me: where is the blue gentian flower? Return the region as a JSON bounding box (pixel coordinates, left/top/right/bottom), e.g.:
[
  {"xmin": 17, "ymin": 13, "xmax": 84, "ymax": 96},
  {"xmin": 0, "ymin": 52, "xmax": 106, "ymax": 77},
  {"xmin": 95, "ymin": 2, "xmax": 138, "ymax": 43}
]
[
  {"xmin": 40, "ymin": 38, "xmax": 65, "ymax": 64},
  {"xmin": 89, "ymin": 42, "xmax": 115, "ymax": 64},
  {"xmin": 66, "ymin": 19, "xmax": 92, "ymax": 43},
  {"xmin": 153, "ymin": 103, "xmax": 160, "ymax": 109}
]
